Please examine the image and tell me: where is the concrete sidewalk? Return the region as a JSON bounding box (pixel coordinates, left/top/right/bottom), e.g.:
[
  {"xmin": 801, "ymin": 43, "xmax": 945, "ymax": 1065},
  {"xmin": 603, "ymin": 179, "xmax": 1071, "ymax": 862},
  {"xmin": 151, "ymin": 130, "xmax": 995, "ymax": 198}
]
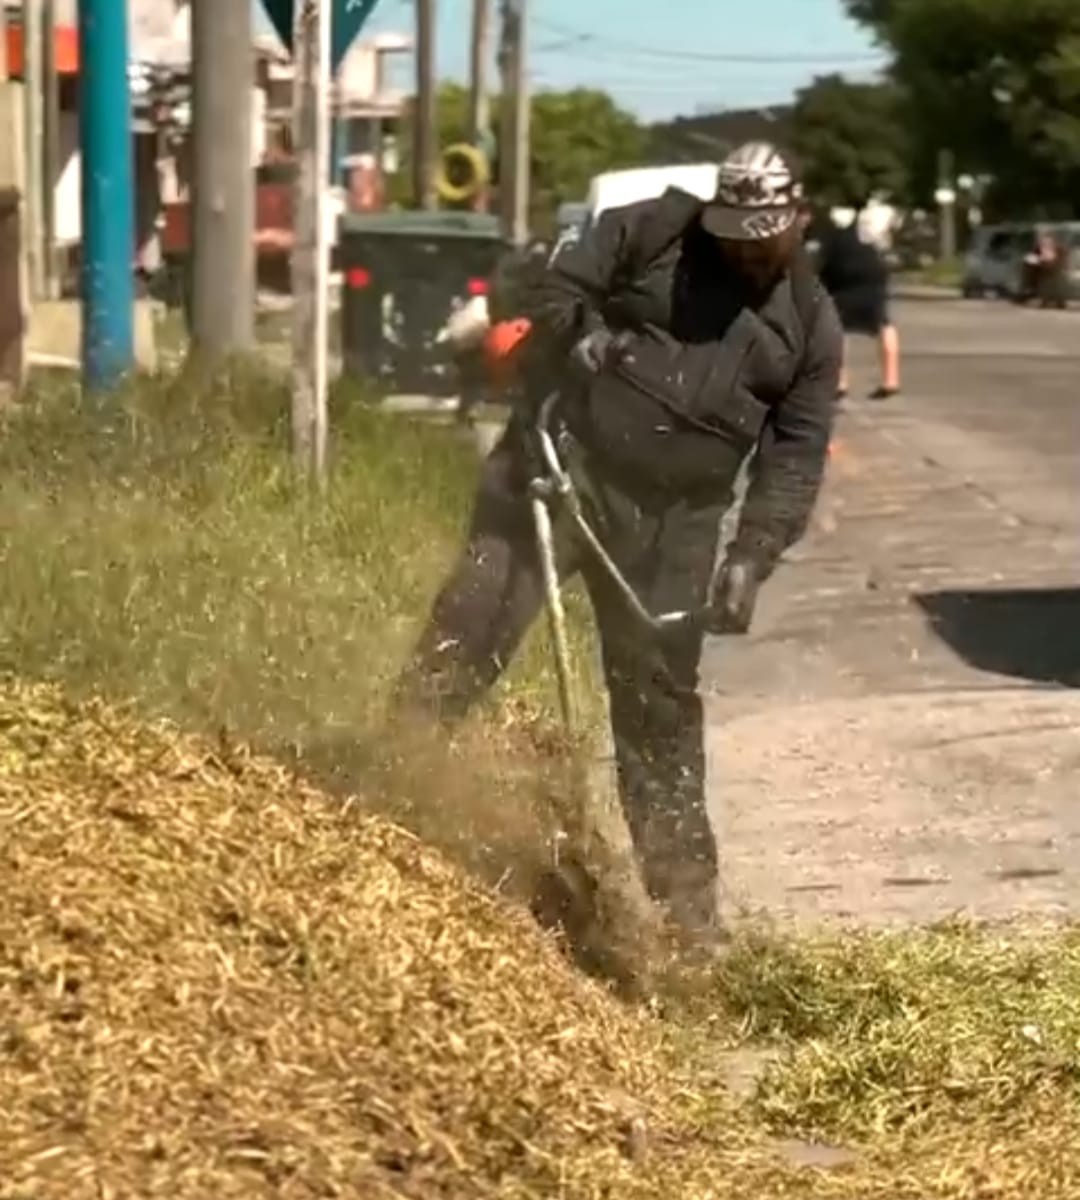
[{"xmin": 706, "ymin": 302, "xmax": 1080, "ymax": 929}]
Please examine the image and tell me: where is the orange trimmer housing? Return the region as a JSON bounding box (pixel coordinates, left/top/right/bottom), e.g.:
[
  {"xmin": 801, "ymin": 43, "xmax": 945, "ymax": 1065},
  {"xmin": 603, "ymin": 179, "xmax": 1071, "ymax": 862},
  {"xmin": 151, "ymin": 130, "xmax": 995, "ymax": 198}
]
[{"xmin": 483, "ymin": 317, "xmax": 534, "ymax": 388}]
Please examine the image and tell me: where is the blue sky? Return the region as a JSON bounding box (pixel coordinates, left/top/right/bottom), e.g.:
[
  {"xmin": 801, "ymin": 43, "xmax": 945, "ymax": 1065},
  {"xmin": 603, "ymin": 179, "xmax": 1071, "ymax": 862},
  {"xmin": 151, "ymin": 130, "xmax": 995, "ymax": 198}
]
[{"xmin": 257, "ymin": 0, "xmax": 886, "ymax": 121}]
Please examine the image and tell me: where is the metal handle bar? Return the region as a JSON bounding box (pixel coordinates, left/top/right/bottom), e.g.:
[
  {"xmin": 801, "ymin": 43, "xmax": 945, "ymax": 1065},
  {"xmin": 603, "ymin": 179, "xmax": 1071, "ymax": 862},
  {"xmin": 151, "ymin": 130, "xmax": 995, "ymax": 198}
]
[{"xmin": 530, "ymin": 392, "xmax": 717, "ymax": 636}]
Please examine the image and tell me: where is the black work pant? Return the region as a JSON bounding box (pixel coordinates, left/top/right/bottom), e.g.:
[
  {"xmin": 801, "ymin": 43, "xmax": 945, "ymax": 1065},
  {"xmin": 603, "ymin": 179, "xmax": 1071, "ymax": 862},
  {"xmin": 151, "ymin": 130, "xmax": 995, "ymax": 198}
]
[{"xmin": 393, "ymin": 419, "xmax": 724, "ymax": 928}]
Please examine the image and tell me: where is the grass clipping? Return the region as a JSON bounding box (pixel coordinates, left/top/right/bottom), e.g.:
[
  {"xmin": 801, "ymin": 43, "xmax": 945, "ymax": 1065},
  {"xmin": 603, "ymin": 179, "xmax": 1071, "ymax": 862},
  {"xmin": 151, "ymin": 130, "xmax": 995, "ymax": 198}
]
[{"xmin": 0, "ymin": 679, "xmax": 722, "ymax": 1200}]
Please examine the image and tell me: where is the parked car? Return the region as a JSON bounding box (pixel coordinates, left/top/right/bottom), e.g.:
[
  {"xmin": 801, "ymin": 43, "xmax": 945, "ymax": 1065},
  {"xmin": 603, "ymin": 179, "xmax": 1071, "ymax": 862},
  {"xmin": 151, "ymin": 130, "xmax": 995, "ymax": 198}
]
[
  {"xmin": 962, "ymin": 220, "xmax": 1080, "ymax": 302},
  {"xmin": 962, "ymin": 224, "xmax": 1033, "ymax": 298}
]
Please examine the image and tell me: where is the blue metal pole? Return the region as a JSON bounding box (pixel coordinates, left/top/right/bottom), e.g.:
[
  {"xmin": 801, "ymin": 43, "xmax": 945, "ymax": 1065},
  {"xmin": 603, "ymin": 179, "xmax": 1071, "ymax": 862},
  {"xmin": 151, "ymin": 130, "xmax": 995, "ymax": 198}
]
[{"xmin": 79, "ymin": 0, "xmax": 134, "ymax": 390}]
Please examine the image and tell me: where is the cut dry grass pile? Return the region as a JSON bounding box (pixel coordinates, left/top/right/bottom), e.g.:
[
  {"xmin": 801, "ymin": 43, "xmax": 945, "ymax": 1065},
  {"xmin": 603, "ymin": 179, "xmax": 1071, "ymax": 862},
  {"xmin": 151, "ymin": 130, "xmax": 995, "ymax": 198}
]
[
  {"xmin": 5, "ymin": 679, "xmax": 1080, "ymax": 1200},
  {"xmin": 0, "ymin": 678, "xmax": 768, "ymax": 1200},
  {"xmin": 0, "ymin": 678, "xmax": 651, "ymax": 1198}
]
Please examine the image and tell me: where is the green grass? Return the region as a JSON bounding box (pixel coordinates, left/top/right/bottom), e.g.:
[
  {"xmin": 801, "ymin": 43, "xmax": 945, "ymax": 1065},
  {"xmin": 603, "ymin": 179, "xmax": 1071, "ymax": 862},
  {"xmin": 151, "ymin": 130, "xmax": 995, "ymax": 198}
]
[
  {"xmin": 668, "ymin": 920, "xmax": 1080, "ymax": 1165},
  {"xmin": 0, "ymin": 365, "xmax": 599, "ymax": 864},
  {"xmin": 895, "ymin": 257, "xmax": 964, "ymax": 289}
]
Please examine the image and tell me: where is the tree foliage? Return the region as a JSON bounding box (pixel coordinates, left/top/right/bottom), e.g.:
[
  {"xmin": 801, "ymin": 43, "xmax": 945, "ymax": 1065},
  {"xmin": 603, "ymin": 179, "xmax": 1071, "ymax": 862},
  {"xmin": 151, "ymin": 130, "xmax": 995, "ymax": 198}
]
[
  {"xmin": 529, "ymin": 89, "xmax": 647, "ymax": 219},
  {"xmin": 390, "ymin": 83, "xmax": 646, "ymax": 227},
  {"xmin": 790, "ymin": 75, "xmax": 909, "ymax": 208},
  {"xmin": 845, "ymin": 0, "xmax": 1080, "ymax": 215}
]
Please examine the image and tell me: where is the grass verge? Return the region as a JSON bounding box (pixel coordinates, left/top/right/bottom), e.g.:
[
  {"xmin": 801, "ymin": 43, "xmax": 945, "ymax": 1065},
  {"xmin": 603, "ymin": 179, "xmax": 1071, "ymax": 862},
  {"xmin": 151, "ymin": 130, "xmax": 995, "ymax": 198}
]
[
  {"xmin": 894, "ymin": 258, "xmax": 964, "ymax": 290},
  {"xmin": 0, "ymin": 364, "xmax": 586, "ymax": 735}
]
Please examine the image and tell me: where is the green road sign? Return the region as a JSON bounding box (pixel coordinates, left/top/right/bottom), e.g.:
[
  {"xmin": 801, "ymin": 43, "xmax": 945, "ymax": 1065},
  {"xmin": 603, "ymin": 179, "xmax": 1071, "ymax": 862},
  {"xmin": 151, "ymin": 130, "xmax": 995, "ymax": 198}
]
[{"xmin": 261, "ymin": 0, "xmax": 382, "ymax": 72}]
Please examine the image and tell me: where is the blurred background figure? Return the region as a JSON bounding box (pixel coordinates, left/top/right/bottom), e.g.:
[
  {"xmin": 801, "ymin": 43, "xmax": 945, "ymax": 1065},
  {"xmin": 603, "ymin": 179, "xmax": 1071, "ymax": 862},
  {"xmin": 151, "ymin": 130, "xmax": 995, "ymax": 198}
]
[
  {"xmin": 815, "ymin": 205, "xmax": 901, "ymax": 401},
  {"xmin": 1020, "ymin": 231, "xmax": 1069, "ymax": 310}
]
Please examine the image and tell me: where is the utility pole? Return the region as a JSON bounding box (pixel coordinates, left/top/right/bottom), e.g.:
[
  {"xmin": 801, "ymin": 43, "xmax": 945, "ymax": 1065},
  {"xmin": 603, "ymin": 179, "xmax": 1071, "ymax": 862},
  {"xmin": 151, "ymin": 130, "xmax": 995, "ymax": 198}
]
[
  {"xmin": 467, "ymin": 0, "xmax": 491, "ymax": 211},
  {"xmin": 291, "ymin": 0, "xmax": 331, "ymax": 487},
  {"xmin": 79, "ymin": 0, "xmax": 134, "ymax": 389},
  {"xmin": 467, "ymin": 0, "xmax": 490, "ymax": 145},
  {"xmin": 23, "ymin": 0, "xmax": 45, "ymax": 299},
  {"xmin": 191, "ymin": 0, "xmax": 255, "ymax": 356},
  {"xmin": 936, "ymin": 148, "xmax": 957, "ymax": 263},
  {"xmin": 413, "ymin": 0, "xmax": 436, "ymax": 210},
  {"xmin": 497, "ymin": 0, "xmax": 529, "ymax": 245},
  {"xmin": 42, "ymin": 0, "xmax": 60, "ymax": 297}
]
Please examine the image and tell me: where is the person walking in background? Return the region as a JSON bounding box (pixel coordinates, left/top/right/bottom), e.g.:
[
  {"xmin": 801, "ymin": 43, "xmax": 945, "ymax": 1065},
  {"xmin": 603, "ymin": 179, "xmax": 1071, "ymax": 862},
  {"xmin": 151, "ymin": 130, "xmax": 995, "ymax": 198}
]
[{"xmin": 816, "ymin": 205, "xmax": 901, "ymax": 401}]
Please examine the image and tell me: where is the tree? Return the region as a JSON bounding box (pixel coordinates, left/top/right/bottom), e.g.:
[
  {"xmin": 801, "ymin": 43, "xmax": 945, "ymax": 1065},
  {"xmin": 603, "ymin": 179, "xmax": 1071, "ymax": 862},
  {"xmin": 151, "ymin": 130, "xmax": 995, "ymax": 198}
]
[
  {"xmin": 647, "ymin": 108, "xmax": 795, "ymax": 165},
  {"xmin": 790, "ymin": 75, "xmax": 909, "ymax": 208},
  {"xmin": 388, "ymin": 83, "xmax": 647, "ymax": 228},
  {"xmin": 845, "ymin": 0, "xmax": 1080, "ymax": 216},
  {"xmin": 529, "ymin": 89, "xmax": 647, "ymax": 223}
]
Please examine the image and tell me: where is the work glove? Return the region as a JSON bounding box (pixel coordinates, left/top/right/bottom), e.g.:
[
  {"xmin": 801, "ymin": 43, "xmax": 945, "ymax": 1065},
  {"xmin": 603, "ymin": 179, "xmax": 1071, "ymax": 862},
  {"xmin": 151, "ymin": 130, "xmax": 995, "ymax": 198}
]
[
  {"xmin": 569, "ymin": 325, "xmax": 631, "ymax": 378},
  {"xmin": 706, "ymin": 557, "xmax": 761, "ymax": 635}
]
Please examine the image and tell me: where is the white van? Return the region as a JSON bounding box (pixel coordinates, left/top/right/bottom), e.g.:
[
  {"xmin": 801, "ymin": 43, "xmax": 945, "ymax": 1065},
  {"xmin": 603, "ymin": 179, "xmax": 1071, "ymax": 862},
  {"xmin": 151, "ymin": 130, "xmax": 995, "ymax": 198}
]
[{"xmin": 584, "ymin": 163, "xmax": 720, "ymax": 228}]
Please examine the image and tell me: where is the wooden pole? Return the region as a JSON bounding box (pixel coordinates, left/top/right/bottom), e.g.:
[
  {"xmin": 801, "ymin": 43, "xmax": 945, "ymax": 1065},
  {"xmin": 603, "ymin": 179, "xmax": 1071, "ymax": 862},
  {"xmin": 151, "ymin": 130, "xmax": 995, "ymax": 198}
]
[
  {"xmin": 467, "ymin": 0, "xmax": 490, "ymax": 144},
  {"xmin": 467, "ymin": 0, "xmax": 490, "ymax": 211},
  {"xmin": 291, "ymin": 0, "xmax": 331, "ymax": 487},
  {"xmin": 42, "ymin": 0, "xmax": 60, "ymax": 297},
  {"xmin": 413, "ymin": 0, "xmax": 437, "ymax": 210},
  {"xmin": 23, "ymin": 0, "xmax": 45, "ymax": 299},
  {"xmin": 497, "ymin": 0, "xmax": 528, "ymax": 245}
]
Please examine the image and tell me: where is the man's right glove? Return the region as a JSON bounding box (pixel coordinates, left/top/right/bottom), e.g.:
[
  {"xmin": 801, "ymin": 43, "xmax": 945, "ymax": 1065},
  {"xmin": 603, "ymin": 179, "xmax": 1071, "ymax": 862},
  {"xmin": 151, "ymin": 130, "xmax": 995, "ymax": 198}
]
[{"xmin": 706, "ymin": 557, "xmax": 762, "ymax": 635}]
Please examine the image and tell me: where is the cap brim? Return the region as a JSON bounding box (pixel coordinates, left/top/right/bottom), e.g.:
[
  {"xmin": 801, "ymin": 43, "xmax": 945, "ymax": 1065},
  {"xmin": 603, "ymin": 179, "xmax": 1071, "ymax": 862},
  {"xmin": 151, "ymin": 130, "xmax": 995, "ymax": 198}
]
[{"xmin": 701, "ymin": 203, "xmax": 799, "ymax": 242}]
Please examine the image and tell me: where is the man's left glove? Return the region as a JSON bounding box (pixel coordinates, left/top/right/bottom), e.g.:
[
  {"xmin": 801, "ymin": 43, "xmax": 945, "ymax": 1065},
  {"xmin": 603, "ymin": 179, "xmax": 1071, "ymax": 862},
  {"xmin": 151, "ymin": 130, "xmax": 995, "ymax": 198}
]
[
  {"xmin": 706, "ymin": 557, "xmax": 761, "ymax": 635},
  {"xmin": 569, "ymin": 326, "xmax": 631, "ymax": 378}
]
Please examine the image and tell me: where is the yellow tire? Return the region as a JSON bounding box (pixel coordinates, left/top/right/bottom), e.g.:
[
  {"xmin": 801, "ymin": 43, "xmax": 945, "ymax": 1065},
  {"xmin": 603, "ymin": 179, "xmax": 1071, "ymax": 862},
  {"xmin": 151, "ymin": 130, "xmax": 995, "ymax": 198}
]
[{"xmin": 435, "ymin": 143, "xmax": 490, "ymax": 204}]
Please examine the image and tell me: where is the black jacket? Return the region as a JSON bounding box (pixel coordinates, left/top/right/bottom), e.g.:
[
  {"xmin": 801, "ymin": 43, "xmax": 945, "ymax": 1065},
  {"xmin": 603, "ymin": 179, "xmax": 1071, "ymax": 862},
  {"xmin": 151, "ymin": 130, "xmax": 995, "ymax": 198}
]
[{"xmin": 525, "ymin": 188, "xmax": 842, "ymax": 578}]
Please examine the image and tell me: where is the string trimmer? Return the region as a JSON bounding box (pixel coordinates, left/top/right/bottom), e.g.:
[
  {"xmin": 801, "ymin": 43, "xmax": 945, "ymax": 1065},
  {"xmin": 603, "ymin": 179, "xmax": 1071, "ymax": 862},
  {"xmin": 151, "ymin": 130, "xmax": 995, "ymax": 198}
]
[
  {"xmin": 528, "ymin": 390, "xmax": 719, "ymax": 733},
  {"xmin": 525, "ymin": 391, "xmax": 722, "ymax": 992}
]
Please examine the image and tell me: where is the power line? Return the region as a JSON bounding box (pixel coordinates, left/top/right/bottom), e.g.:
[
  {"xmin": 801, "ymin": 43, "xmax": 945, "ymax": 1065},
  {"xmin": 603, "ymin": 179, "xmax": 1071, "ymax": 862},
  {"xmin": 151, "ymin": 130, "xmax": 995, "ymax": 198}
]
[
  {"xmin": 531, "ymin": 45, "xmax": 886, "ymax": 80},
  {"xmin": 532, "ymin": 17, "xmax": 888, "ymax": 65},
  {"xmin": 529, "ymin": 76, "xmax": 814, "ymax": 94}
]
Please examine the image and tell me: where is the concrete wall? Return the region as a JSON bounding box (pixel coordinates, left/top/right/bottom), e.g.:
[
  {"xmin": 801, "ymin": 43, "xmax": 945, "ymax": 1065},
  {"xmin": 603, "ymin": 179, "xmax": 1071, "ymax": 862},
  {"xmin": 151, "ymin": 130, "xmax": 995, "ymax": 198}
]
[{"xmin": 27, "ymin": 298, "xmax": 158, "ymax": 372}]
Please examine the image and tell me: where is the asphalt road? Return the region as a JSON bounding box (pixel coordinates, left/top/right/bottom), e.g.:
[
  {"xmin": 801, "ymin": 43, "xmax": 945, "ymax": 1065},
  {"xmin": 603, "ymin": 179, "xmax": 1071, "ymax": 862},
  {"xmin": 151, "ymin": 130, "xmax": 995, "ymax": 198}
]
[{"xmin": 705, "ymin": 297, "xmax": 1080, "ymax": 929}]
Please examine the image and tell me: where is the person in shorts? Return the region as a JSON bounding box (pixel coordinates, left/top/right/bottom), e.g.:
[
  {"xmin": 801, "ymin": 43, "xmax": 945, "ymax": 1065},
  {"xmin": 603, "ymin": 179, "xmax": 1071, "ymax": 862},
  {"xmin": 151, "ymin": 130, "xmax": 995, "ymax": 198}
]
[{"xmin": 816, "ymin": 208, "xmax": 901, "ymax": 400}]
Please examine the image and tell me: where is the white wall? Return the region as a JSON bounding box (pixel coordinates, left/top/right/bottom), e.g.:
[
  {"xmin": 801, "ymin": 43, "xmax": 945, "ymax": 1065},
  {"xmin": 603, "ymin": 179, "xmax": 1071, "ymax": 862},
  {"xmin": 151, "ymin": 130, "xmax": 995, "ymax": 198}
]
[{"xmin": 54, "ymin": 111, "xmax": 81, "ymax": 246}]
